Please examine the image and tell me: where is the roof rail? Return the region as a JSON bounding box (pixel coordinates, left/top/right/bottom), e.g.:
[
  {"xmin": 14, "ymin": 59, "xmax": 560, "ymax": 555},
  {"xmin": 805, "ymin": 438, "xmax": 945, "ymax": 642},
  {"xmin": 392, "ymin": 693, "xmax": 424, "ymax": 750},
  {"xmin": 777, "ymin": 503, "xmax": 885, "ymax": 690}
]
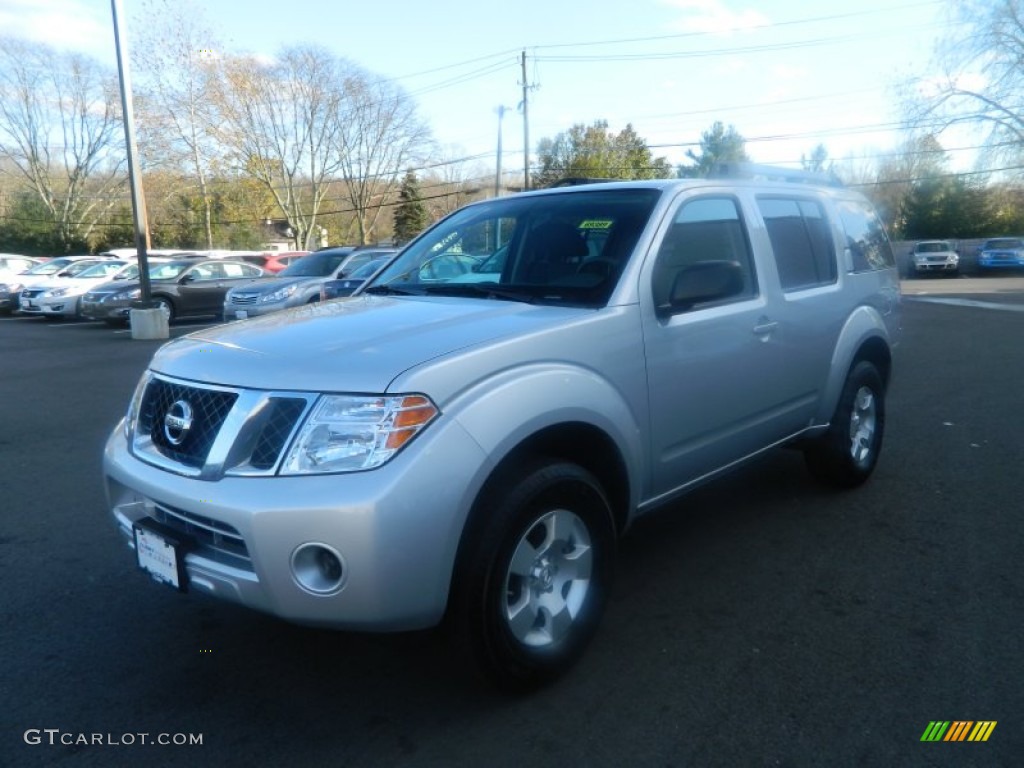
[
  {"xmin": 710, "ymin": 162, "xmax": 843, "ymax": 187},
  {"xmin": 548, "ymin": 177, "xmax": 618, "ymax": 188}
]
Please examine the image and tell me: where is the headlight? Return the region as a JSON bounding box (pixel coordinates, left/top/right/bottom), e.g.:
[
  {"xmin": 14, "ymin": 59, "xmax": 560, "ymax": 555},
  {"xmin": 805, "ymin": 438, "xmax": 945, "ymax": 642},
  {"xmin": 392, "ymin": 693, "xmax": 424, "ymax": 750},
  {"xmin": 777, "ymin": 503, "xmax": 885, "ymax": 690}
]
[
  {"xmin": 281, "ymin": 394, "xmax": 438, "ymax": 474},
  {"xmin": 113, "ymin": 288, "xmax": 141, "ymax": 301},
  {"xmin": 124, "ymin": 373, "xmax": 150, "ymax": 441},
  {"xmin": 260, "ymin": 284, "xmax": 299, "ymax": 303}
]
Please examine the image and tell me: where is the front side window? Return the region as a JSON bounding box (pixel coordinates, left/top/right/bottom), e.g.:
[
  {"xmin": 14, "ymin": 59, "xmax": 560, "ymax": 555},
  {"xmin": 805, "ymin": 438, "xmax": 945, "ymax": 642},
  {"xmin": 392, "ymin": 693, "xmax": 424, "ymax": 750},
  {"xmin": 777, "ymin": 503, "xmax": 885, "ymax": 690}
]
[
  {"xmin": 368, "ymin": 189, "xmax": 660, "ymax": 307},
  {"xmin": 758, "ymin": 196, "xmax": 837, "ymax": 291},
  {"xmin": 652, "ymin": 196, "xmax": 757, "ymax": 313}
]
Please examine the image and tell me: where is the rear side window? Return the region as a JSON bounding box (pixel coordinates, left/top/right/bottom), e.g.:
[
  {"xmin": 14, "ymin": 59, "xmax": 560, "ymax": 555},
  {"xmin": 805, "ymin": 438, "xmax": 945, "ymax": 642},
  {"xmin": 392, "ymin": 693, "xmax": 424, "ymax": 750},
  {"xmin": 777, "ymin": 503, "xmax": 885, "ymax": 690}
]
[
  {"xmin": 836, "ymin": 199, "xmax": 895, "ymax": 272},
  {"xmin": 757, "ymin": 197, "xmax": 837, "ymax": 291}
]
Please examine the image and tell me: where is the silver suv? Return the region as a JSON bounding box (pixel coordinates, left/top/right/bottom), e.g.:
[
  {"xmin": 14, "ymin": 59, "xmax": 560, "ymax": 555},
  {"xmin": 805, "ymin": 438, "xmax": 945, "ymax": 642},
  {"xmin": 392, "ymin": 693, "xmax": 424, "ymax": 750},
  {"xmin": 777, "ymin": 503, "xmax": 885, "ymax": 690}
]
[{"xmin": 104, "ymin": 171, "xmax": 901, "ymax": 689}]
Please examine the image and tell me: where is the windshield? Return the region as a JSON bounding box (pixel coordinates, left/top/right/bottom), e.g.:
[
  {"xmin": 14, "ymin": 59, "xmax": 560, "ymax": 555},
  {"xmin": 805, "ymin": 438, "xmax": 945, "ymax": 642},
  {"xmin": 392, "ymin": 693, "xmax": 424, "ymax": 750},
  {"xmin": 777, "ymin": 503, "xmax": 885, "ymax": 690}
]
[
  {"xmin": 280, "ymin": 251, "xmax": 349, "ymax": 277},
  {"xmin": 349, "ymin": 257, "xmax": 390, "ymax": 279},
  {"xmin": 368, "ymin": 188, "xmax": 660, "ymax": 307},
  {"xmin": 916, "ymin": 242, "xmax": 951, "ymax": 253},
  {"xmin": 25, "ymin": 258, "xmax": 75, "ymax": 275},
  {"xmin": 77, "ymin": 262, "xmax": 127, "ymax": 278},
  {"xmin": 984, "ymin": 239, "xmax": 1023, "ymax": 249}
]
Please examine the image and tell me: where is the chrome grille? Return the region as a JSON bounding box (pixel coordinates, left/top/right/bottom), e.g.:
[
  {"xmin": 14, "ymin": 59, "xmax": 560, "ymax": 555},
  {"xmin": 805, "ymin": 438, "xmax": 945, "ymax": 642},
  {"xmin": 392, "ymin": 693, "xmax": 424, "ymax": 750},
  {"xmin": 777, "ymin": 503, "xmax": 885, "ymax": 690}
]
[
  {"xmin": 152, "ymin": 502, "xmax": 252, "ymax": 571},
  {"xmin": 250, "ymin": 397, "xmax": 307, "ymax": 469},
  {"xmin": 139, "ymin": 379, "xmax": 238, "ymax": 468},
  {"xmin": 228, "ymin": 293, "xmax": 259, "ymax": 306}
]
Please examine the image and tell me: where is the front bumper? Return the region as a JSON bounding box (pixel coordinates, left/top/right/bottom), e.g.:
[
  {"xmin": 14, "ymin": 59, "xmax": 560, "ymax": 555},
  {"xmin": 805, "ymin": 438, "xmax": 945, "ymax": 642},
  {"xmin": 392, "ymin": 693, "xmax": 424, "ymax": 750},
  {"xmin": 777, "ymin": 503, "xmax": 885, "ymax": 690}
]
[
  {"xmin": 978, "ymin": 255, "xmax": 1024, "ymax": 269},
  {"xmin": 913, "ymin": 259, "xmax": 958, "ymax": 273},
  {"xmin": 81, "ymin": 298, "xmax": 132, "ymax": 321},
  {"xmin": 222, "ymin": 299, "xmax": 292, "ymax": 320},
  {"xmin": 104, "ymin": 416, "xmax": 486, "ymax": 631}
]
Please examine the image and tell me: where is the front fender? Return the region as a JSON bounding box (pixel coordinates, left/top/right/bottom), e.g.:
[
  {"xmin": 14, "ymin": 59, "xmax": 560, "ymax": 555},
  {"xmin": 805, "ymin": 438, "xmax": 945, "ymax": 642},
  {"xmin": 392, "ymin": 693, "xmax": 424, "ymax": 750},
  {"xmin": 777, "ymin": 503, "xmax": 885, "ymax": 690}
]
[{"xmin": 445, "ymin": 363, "xmax": 646, "ymax": 515}]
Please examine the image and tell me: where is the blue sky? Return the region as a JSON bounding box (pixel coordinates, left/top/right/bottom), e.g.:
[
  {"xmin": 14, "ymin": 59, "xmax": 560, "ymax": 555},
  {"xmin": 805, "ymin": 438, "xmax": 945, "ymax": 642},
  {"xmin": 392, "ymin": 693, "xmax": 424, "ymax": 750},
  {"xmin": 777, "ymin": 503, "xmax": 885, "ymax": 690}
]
[{"xmin": 2, "ymin": 0, "xmax": 964, "ymax": 175}]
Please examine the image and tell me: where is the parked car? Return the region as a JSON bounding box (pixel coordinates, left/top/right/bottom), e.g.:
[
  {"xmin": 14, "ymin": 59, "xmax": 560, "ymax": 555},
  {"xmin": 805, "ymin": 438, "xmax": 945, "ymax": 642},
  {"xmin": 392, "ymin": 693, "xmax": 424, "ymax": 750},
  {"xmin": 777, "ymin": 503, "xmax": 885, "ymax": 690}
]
[
  {"xmin": 258, "ymin": 251, "xmax": 310, "ymax": 274},
  {"xmin": 0, "ymin": 254, "xmax": 43, "ymax": 282},
  {"xmin": 18, "ymin": 260, "xmax": 129, "ymax": 319},
  {"xmin": 0, "ymin": 255, "xmax": 44, "ymax": 313},
  {"xmin": 976, "ymin": 237, "xmax": 1024, "ymax": 271},
  {"xmin": 0, "ymin": 256, "xmax": 115, "ymax": 315},
  {"xmin": 104, "ymin": 170, "xmax": 900, "ymax": 690},
  {"xmin": 223, "ymin": 246, "xmax": 396, "ymax": 320},
  {"xmin": 908, "ymin": 240, "xmax": 959, "ymax": 276},
  {"xmin": 80, "ymin": 258, "xmax": 265, "ymax": 325},
  {"xmin": 319, "ymin": 256, "xmax": 395, "ymax": 300}
]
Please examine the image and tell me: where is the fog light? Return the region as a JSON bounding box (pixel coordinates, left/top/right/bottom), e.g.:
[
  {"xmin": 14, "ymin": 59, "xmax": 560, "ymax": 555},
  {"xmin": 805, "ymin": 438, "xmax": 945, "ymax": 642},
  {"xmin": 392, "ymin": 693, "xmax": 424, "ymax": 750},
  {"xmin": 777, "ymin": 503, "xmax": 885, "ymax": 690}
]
[{"xmin": 291, "ymin": 543, "xmax": 346, "ymax": 595}]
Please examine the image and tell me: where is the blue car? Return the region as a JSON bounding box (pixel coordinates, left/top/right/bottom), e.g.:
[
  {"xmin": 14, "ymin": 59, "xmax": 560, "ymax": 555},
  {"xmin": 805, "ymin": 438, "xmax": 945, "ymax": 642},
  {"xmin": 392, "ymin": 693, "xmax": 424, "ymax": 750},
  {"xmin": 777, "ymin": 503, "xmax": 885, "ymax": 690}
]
[{"xmin": 977, "ymin": 238, "xmax": 1024, "ymax": 271}]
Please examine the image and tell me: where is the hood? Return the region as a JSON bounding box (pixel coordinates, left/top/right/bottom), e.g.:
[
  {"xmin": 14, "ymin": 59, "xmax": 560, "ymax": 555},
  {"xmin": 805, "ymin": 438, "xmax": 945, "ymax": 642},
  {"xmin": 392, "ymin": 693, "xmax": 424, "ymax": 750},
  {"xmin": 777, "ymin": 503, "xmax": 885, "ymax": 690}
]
[{"xmin": 150, "ymin": 295, "xmax": 591, "ymax": 392}]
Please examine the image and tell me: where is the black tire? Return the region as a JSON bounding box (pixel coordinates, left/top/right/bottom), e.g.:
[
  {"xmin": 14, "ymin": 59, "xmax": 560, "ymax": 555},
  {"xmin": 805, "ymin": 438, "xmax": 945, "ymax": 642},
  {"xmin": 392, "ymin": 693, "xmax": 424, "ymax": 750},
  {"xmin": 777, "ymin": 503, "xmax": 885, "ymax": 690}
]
[
  {"xmin": 804, "ymin": 360, "xmax": 885, "ymax": 487},
  {"xmin": 450, "ymin": 459, "xmax": 616, "ymax": 691}
]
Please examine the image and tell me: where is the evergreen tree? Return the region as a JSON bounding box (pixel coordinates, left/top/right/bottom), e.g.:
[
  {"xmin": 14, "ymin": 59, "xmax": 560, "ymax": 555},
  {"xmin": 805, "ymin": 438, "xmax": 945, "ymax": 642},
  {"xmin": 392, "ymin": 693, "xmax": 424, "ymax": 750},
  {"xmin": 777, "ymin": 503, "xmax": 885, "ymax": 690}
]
[
  {"xmin": 678, "ymin": 122, "xmax": 749, "ymax": 178},
  {"xmin": 392, "ymin": 170, "xmax": 428, "ymax": 245}
]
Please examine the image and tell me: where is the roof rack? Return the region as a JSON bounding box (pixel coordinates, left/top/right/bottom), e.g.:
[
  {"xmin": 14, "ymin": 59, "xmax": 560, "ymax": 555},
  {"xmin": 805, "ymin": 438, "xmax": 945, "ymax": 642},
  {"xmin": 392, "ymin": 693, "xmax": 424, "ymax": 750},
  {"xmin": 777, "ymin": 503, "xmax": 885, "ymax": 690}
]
[
  {"xmin": 710, "ymin": 162, "xmax": 843, "ymax": 187},
  {"xmin": 548, "ymin": 177, "xmax": 618, "ymax": 188}
]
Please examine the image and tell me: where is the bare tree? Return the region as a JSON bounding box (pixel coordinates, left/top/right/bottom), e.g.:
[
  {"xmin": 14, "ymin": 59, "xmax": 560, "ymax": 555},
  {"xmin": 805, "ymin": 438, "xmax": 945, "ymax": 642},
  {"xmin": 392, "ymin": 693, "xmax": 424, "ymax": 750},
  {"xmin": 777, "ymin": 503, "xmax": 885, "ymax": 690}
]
[
  {"xmin": 337, "ymin": 73, "xmax": 431, "ymax": 244},
  {"xmin": 911, "ymin": 0, "xmax": 1024, "ymax": 172},
  {"xmin": 214, "ymin": 46, "xmax": 348, "ymax": 250},
  {"xmin": 0, "ymin": 36, "xmax": 125, "ymax": 251},
  {"xmin": 131, "ymin": 0, "xmax": 223, "ymax": 249}
]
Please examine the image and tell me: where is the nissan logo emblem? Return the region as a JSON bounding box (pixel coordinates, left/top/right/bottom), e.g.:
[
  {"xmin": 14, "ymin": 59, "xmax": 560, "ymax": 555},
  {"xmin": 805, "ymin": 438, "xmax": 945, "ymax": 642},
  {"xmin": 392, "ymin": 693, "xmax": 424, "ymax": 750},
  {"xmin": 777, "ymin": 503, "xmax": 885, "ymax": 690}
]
[{"xmin": 163, "ymin": 400, "xmax": 194, "ymax": 446}]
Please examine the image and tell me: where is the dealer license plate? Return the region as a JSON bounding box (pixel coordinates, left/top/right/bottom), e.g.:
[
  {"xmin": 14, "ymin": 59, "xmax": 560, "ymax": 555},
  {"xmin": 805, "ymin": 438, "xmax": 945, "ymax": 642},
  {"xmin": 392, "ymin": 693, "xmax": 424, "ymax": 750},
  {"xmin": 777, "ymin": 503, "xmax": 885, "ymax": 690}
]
[
  {"xmin": 235, "ymin": 310, "xmax": 248, "ymax": 319},
  {"xmin": 133, "ymin": 520, "xmax": 188, "ymax": 591}
]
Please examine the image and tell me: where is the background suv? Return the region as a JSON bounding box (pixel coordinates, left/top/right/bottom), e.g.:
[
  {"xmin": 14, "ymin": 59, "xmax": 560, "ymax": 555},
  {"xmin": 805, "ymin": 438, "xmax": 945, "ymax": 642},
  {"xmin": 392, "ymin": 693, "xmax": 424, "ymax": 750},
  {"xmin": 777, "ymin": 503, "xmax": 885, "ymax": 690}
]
[
  {"xmin": 223, "ymin": 246, "xmax": 397, "ymax": 320},
  {"xmin": 909, "ymin": 239, "xmax": 959, "ymax": 276}
]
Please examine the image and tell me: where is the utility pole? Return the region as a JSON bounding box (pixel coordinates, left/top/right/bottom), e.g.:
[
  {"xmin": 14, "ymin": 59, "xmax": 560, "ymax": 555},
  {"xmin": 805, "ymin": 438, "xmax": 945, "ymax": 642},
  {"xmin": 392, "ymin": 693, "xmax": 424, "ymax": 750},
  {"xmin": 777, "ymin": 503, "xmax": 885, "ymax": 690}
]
[
  {"xmin": 495, "ymin": 105, "xmax": 510, "ymax": 198},
  {"xmin": 520, "ymin": 51, "xmax": 531, "ymax": 191}
]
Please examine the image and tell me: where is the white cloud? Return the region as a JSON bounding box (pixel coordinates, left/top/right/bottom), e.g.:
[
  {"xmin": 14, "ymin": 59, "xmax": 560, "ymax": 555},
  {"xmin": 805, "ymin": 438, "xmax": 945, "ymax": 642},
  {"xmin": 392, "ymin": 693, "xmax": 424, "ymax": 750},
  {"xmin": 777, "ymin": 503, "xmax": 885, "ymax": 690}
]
[
  {"xmin": 0, "ymin": 0, "xmax": 114, "ymax": 60},
  {"xmin": 661, "ymin": 0, "xmax": 769, "ymax": 35}
]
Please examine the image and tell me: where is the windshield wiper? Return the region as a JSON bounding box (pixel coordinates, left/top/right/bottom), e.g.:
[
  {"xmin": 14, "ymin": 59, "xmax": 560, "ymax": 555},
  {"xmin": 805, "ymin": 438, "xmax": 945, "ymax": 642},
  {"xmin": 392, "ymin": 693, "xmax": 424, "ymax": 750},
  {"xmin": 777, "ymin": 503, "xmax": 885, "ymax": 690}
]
[{"xmin": 363, "ymin": 284, "xmax": 426, "ymax": 296}]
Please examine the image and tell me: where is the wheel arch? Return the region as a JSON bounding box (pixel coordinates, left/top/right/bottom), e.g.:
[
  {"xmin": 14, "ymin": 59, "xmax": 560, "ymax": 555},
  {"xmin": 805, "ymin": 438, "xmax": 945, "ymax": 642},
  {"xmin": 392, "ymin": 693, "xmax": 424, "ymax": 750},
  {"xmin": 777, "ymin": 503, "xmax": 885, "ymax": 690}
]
[{"xmin": 448, "ymin": 420, "xmax": 630, "ymax": 605}]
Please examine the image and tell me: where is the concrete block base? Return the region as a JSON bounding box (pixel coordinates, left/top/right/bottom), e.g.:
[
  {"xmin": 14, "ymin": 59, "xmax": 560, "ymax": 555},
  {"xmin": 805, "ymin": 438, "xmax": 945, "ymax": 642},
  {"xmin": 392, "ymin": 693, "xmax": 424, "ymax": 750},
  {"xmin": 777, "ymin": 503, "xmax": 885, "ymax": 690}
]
[{"xmin": 129, "ymin": 308, "xmax": 169, "ymax": 340}]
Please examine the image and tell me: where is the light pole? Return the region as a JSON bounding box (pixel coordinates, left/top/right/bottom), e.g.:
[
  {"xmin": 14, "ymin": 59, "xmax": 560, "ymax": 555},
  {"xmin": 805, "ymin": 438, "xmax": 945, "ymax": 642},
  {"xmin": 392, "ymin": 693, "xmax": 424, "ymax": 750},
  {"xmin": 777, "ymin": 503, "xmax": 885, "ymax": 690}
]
[{"xmin": 495, "ymin": 105, "xmax": 511, "ymax": 198}]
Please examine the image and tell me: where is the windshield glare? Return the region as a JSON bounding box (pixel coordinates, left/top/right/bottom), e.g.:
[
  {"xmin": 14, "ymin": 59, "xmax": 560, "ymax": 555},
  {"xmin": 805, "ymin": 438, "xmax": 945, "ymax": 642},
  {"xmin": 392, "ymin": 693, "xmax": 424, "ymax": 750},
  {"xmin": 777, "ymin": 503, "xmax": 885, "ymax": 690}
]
[
  {"xmin": 77, "ymin": 262, "xmax": 126, "ymax": 278},
  {"xmin": 369, "ymin": 188, "xmax": 660, "ymax": 306}
]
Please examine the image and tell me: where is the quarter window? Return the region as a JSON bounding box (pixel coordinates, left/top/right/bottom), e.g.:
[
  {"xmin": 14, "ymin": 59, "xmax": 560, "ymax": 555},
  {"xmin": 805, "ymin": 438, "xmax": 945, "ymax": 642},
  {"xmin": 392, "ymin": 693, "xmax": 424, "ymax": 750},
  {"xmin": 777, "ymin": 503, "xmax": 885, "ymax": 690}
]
[
  {"xmin": 757, "ymin": 197, "xmax": 837, "ymax": 291},
  {"xmin": 837, "ymin": 199, "xmax": 895, "ymax": 272}
]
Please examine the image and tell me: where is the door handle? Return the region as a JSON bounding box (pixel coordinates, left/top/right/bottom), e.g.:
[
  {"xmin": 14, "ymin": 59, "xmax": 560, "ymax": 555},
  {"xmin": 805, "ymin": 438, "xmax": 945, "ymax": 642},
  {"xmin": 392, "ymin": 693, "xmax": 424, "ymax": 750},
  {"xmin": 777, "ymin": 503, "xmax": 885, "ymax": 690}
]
[{"xmin": 752, "ymin": 319, "xmax": 778, "ymax": 336}]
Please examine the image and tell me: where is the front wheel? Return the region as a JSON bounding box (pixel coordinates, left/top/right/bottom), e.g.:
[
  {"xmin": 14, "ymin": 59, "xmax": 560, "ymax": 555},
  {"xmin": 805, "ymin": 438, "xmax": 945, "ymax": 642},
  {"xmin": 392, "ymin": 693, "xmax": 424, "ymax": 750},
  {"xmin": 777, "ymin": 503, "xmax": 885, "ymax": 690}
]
[
  {"xmin": 450, "ymin": 460, "xmax": 616, "ymax": 691},
  {"xmin": 152, "ymin": 296, "xmax": 174, "ymax": 323},
  {"xmin": 804, "ymin": 361, "xmax": 885, "ymax": 487}
]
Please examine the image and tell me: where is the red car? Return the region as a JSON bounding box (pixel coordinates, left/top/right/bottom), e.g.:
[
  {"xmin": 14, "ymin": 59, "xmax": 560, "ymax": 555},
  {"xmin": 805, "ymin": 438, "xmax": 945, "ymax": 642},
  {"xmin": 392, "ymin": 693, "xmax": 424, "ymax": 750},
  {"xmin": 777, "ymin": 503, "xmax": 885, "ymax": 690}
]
[{"xmin": 260, "ymin": 251, "xmax": 309, "ymax": 273}]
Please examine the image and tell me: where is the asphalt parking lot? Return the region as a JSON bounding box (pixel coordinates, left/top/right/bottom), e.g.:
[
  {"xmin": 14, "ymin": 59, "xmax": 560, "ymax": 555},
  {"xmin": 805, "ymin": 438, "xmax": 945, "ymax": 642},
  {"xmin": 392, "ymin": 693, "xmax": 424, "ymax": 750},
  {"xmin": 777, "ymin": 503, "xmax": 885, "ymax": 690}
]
[{"xmin": 2, "ymin": 280, "xmax": 1022, "ymax": 767}]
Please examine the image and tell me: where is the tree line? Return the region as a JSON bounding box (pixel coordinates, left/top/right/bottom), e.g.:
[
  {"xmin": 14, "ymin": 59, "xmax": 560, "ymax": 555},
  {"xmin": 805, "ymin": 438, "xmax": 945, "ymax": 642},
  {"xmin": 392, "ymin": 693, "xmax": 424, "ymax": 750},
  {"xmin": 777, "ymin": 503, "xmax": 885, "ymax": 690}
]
[{"xmin": 3, "ymin": 0, "xmax": 1024, "ymax": 255}]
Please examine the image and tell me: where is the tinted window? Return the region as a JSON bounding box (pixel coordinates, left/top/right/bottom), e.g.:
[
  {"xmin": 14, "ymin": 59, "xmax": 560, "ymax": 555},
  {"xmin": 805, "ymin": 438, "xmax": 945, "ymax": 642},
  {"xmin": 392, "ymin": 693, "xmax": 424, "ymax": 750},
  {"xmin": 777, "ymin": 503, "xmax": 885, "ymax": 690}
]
[
  {"xmin": 371, "ymin": 189, "xmax": 660, "ymax": 307},
  {"xmin": 652, "ymin": 196, "xmax": 757, "ymax": 312},
  {"xmin": 758, "ymin": 197, "xmax": 837, "ymax": 290},
  {"xmin": 837, "ymin": 199, "xmax": 895, "ymax": 272}
]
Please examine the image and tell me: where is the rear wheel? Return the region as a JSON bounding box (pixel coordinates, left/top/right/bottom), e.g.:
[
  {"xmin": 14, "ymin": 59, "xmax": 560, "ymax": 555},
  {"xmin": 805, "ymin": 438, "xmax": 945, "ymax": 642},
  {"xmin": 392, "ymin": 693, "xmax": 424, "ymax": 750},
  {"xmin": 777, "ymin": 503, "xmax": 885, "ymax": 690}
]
[
  {"xmin": 450, "ymin": 459, "xmax": 616, "ymax": 691},
  {"xmin": 804, "ymin": 361, "xmax": 885, "ymax": 487}
]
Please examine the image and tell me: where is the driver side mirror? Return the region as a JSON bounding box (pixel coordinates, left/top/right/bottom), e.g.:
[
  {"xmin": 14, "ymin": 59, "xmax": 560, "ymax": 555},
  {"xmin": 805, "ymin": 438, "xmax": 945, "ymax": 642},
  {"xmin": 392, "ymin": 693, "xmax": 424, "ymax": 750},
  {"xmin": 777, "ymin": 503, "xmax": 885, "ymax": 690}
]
[{"xmin": 664, "ymin": 260, "xmax": 745, "ymax": 314}]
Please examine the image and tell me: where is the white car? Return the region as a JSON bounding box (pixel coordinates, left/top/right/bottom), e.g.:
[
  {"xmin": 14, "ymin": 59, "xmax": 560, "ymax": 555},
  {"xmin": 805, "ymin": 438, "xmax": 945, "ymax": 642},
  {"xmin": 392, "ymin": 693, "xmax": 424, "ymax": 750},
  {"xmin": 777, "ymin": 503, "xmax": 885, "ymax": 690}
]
[
  {"xmin": 0, "ymin": 254, "xmax": 43, "ymax": 282},
  {"xmin": 14, "ymin": 256, "xmax": 121, "ymax": 317}
]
